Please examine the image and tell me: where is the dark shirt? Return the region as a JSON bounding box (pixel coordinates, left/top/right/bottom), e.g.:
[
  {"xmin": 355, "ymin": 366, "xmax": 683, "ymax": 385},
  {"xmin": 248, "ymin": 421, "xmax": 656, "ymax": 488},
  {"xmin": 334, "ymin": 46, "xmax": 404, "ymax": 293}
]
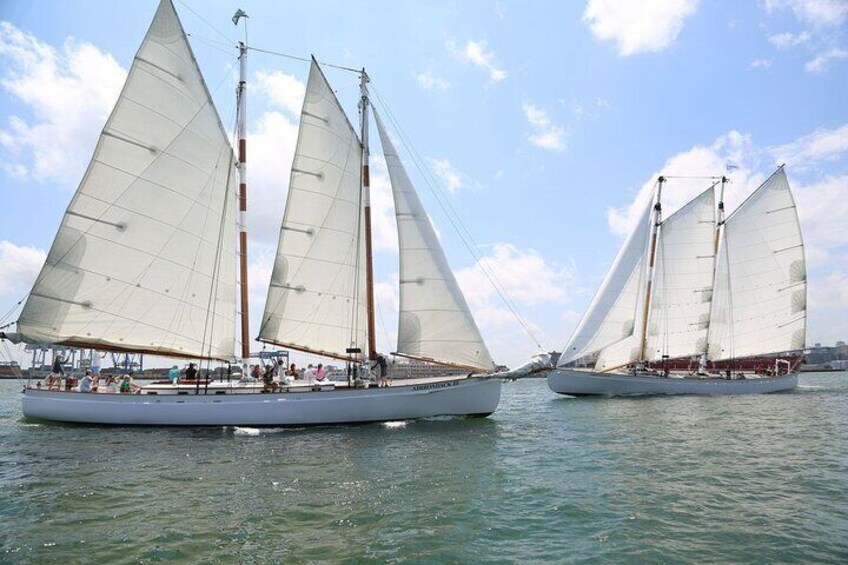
[
  {"xmin": 185, "ymin": 366, "xmax": 198, "ymax": 380},
  {"xmin": 52, "ymin": 358, "xmax": 64, "ymax": 374}
]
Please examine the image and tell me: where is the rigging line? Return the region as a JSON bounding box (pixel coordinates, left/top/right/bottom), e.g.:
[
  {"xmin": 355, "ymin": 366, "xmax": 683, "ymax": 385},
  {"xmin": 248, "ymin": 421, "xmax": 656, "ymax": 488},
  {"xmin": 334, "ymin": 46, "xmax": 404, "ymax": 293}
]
[
  {"xmin": 375, "ymin": 295, "xmax": 393, "ymax": 353},
  {"xmin": 378, "ymin": 92, "xmax": 542, "ymax": 350},
  {"xmin": 663, "ymin": 175, "xmax": 724, "ymax": 180},
  {"xmin": 370, "ymin": 86, "xmax": 543, "ymax": 349},
  {"xmin": 175, "ymin": 0, "xmax": 233, "ymax": 46},
  {"xmin": 247, "ymin": 46, "xmax": 362, "ymax": 74},
  {"xmin": 0, "ymin": 294, "xmax": 27, "ymax": 326},
  {"xmin": 189, "ymin": 34, "xmax": 237, "ymax": 57},
  {"xmin": 370, "ymin": 89, "xmax": 535, "ymax": 342}
]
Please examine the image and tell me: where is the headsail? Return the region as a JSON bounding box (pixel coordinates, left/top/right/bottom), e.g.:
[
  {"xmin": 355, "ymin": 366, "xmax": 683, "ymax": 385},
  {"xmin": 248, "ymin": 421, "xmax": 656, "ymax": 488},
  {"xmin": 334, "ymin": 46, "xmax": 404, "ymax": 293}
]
[
  {"xmin": 258, "ymin": 59, "xmax": 367, "ymax": 360},
  {"xmin": 645, "ymin": 186, "xmax": 716, "ymax": 361},
  {"xmin": 558, "ymin": 192, "xmax": 654, "ymax": 367},
  {"xmin": 707, "ymin": 167, "xmax": 806, "ymax": 361},
  {"xmin": 16, "ymin": 0, "xmax": 237, "ymax": 359},
  {"xmin": 374, "ymin": 110, "xmax": 494, "ymax": 371}
]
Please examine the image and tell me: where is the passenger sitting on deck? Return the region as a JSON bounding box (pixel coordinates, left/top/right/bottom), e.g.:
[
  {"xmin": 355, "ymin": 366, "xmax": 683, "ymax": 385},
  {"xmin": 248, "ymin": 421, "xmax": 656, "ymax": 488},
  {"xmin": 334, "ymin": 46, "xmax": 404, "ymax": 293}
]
[
  {"xmin": 100, "ymin": 376, "xmax": 118, "ymax": 393},
  {"xmin": 42, "ymin": 374, "xmax": 59, "ymax": 390},
  {"xmin": 250, "ymin": 364, "xmax": 261, "ymax": 380},
  {"xmin": 304, "ymin": 364, "xmax": 316, "ymax": 381},
  {"xmin": 168, "ymin": 365, "xmax": 180, "ymax": 383},
  {"xmin": 262, "ymin": 365, "xmax": 279, "ymax": 392},
  {"xmin": 185, "ymin": 362, "xmax": 199, "ymax": 381},
  {"xmin": 120, "ymin": 373, "xmax": 139, "ymax": 394},
  {"xmin": 286, "ymin": 363, "xmax": 300, "ymax": 380},
  {"xmin": 315, "ymin": 363, "xmax": 326, "ymax": 382},
  {"xmin": 78, "ymin": 370, "xmax": 93, "ymax": 393}
]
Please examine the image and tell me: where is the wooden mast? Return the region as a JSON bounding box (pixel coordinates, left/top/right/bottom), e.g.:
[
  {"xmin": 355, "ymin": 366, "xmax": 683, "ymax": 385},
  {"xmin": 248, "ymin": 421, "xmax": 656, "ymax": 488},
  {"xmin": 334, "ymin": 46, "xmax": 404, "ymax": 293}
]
[
  {"xmin": 234, "ymin": 11, "xmax": 250, "ymax": 360},
  {"xmin": 638, "ymin": 176, "xmax": 664, "ymax": 363},
  {"xmin": 359, "ymin": 70, "xmax": 377, "ymax": 358}
]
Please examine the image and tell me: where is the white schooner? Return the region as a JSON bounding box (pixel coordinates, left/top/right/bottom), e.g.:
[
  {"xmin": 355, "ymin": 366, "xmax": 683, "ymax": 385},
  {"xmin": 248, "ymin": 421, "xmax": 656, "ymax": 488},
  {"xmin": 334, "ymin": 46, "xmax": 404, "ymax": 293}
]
[
  {"xmin": 548, "ymin": 167, "xmax": 806, "ymax": 396},
  {"xmin": 2, "ymin": 0, "xmax": 501, "ymax": 425}
]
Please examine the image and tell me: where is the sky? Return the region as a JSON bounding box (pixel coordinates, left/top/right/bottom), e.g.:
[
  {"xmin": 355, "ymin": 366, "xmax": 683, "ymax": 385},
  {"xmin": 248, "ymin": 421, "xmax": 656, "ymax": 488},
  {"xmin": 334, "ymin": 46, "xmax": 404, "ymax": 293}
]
[{"xmin": 0, "ymin": 0, "xmax": 846, "ymax": 369}]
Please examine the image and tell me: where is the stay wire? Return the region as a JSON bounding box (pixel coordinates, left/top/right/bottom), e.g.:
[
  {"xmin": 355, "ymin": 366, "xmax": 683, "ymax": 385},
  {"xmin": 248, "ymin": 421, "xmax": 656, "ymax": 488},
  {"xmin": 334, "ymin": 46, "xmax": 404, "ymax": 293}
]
[
  {"xmin": 369, "ymin": 85, "xmax": 543, "ymax": 350},
  {"xmin": 247, "ymin": 46, "xmax": 362, "ymax": 74}
]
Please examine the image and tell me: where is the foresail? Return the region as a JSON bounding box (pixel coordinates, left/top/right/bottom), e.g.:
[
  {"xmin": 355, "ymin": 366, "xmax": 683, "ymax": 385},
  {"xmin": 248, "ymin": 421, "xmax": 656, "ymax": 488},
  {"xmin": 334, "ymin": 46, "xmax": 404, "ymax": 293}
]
[
  {"xmin": 645, "ymin": 186, "xmax": 715, "ymax": 361},
  {"xmin": 17, "ymin": 0, "xmax": 237, "ymax": 359},
  {"xmin": 258, "ymin": 59, "xmax": 367, "ymax": 359},
  {"xmin": 374, "ymin": 110, "xmax": 494, "ymax": 371},
  {"xmin": 558, "ymin": 193, "xmax": 654, "ymax": 367},
  {"xmin": 707, "ymin": 168, "xmax": 806, "ymax": 361}
]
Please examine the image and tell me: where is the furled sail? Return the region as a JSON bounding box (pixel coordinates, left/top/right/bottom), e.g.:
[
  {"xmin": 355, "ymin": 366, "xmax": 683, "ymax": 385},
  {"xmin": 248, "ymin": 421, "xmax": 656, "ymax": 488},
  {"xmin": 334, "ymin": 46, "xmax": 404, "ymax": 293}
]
[
  {"xmin": 16, "ymin": 0, "xmax": 237, "ymax": 359},
  {"xmin": 645, "ymin": 186, "xmax": 716, "ymax": 361},
  {"xmin": 374, "ymin": 110, "xmax": 494, "ymax": 371},
  {"xmin": 558, "ymin": 193, "xmax": 654, "ymax": 367},
  {"xmin": 258, "ymin": 59, "xmax": 367, "ymax": 359},
  {"xmin": 707, "ymin": 167, "xmax": 806, "ymax": 361}
]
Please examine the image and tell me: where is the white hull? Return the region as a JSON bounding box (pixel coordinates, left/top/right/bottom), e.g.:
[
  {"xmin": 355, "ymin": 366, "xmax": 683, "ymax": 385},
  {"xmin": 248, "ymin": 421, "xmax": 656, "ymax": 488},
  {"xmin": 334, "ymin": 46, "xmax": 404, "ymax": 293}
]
[
  {"xmin": 547, "ymin": 369, "xmax": 797, "ymax": 396},
  {"xmin": 22, "ymin": 377, "xmax": 502, "ymax": 426}
]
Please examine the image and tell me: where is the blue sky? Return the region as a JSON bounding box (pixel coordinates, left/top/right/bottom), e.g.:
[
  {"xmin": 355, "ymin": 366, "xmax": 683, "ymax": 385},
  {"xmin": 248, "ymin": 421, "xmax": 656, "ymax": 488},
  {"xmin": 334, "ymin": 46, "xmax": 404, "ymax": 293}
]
[{"xmin": 0, "ymin": 0, "xmax": 846, "ymax": 368}]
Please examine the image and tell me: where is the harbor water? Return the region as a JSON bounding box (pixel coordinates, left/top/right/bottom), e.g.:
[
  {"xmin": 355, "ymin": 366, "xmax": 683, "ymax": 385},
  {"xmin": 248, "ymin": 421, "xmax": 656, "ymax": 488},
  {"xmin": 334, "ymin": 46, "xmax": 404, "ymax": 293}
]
[{"xmin": 1, "ymin": 373, "xmax": 846, "ymax": 563}]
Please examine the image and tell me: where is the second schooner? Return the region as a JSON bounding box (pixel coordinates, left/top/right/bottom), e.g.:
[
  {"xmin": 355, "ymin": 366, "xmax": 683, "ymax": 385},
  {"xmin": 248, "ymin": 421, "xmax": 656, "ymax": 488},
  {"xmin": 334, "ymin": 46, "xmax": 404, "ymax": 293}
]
[{"xmin": 548, "ymin": 167, "xmax": 806, "ymax": 396}]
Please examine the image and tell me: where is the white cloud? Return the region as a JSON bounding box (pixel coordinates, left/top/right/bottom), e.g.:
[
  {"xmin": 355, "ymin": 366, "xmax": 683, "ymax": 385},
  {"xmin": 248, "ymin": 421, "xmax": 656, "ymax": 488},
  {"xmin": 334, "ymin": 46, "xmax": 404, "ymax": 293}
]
[
  {"xmin": 0, "ymin": 22, "xmax": 126, "ymax": 185},
  {"xmin": 607, "ymin": 131, "xmax": 764, "ymax": 237},
  {"xmin": 368, "ymin": 156, "xmax": 399, "ymax": 252},
  {"xmin": 255, "ymin": 70, "xmax": 305, "ymax": 115},
  {"xmin": 414, "ymin": 69, "xmax": 450, "ymax": 91},
  {"xmin": 768, "ymin": 30, "xmax": 811, "ymax": 48},
  {"xmin": 456, "ymin": 243, "xmax": 573, "ymax": 310},
  {"xmin": 448, "ymin": 39, "xmax": 507, "ymax": 82},
  {"xmin": 770, "ymin": 123, "xmax": 848, "ymax": 168},
  {"xmin": 523, "ymin": 103, "xmax": 566, "ymax": 152},
  {"xmin": 495, "ymin": 2, "xmax": 507, "ymax": 20},
  {"xmin": 429, "ymin": 158, "xmax": 465, "ymax": 192},
  {"xmin": 750, "ymin": 58, "xmax": 774, "ymax": 69},
  {"xmin": 583, "ymin": 0, "xmax": 700, "ymax": 56},
  {"xmin": 246, "ymin": 111, "xmax": 300, "ymax": 245},
  {"xmin": 765, "ymin": 0, "xmax": 848, "ymax": 27},
  {"xmin": 805, "ymin": 47, "xmax": 848, "ymax": 72},
  {"xmin": 0, "ymin": 241, "xmax": 45, "ymax": 296}
]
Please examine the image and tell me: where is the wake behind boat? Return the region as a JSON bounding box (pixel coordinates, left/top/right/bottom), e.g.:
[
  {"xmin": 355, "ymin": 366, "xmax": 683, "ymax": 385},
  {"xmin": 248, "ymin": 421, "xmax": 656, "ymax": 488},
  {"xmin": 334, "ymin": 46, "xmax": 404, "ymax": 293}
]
[
  {"xmin": 549, "ymin": 168, "xmax": 806, "ymax": 397},
  {"xmin": 2, "ymin": 0, "xmax": 503, "ymax": 425}
]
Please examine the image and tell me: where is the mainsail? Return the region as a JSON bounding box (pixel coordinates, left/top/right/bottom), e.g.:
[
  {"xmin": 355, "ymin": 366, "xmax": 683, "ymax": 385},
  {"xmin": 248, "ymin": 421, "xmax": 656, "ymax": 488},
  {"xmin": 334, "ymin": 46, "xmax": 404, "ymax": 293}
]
[
  {"xmin": 16, "ymin": 0, "xmax": 237, "ymax": 359},
  {"xmin": 707, "ymin": 167, "xmax": 806, "ymax": 361},
  {"xmin": 645, "ymin": 186, "xmax": 716, "ymax": 361},
  {"xmin": 558, "ymin": 192, "xmax": 654, "ymax": 367},
  {"xmin": 258, "ymin": 59, "xmax": 367, "ymax": 360},
  {"xmin": 373, "ymin": 110, "xmax": 494, "ymax": 371}
]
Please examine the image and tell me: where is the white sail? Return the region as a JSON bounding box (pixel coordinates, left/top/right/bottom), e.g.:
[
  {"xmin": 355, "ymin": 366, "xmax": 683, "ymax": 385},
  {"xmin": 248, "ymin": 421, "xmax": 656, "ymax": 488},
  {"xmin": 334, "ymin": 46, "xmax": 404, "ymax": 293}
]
[
  {"xmin": 707, "ymin": 168, "xmax": 806, "ymax": 361},
  {"xmin": 645, "ymin": 186, "xmax": 716, "ymax": 361},
  {"xmin": 373, "ymin": 110, "xmax": 494, "ymax": 371},
  {"xmin": 558, "ymin": 193, "xmax": 654, "ymax": 367},
  {"xmin": 258, "ymin": 60, "xmax": 367, "ymax": 359},
  {"xmin": 16, "ymin": 0, "xmax": 237, "ymax": 359}
]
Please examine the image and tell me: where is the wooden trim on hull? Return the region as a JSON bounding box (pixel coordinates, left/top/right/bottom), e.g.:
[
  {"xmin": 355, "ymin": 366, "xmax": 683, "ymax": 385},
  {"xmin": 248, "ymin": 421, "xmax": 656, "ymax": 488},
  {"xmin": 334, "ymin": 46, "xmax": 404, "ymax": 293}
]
[{"xmin": 547, "ymin": 369, "xmax": 797, "ymax": 397}]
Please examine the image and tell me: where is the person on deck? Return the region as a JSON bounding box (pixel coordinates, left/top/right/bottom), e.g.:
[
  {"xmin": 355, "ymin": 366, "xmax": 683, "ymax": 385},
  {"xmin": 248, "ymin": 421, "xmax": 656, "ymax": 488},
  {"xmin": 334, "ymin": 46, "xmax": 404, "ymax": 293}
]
[
  {"xmin": 250, "ymin": 364, "xmax": 262, "ymax": 380},
  {"xmin": 262, "ymin": 364, "xmax": 278, "ymax": 392},
  {"xmin": 78, "ymin": 370, "xmax": 93, "ymax": 393},
  {"xmin": 315, "ymin": 363, "xmax": 326, "ymax": 382},
  {"xmin": 168, "ymin": 365, "xmax": 180, "ymax": 383},
  {"xmin": 185, "ymin": 362, "xmax": 198, "ymax": 381},
  {"xmin": 286, "ymin": 363, "xmax": 300, "ymax": 380},
  {"xmin": 52, "ymin": 354, "xmax": 64, "ymax": 375},
  {"xmin": 91, "ymin": 351, "xmax": 102, "ymax": 376},
  {"xmin": 374, "ymin": 354, "xmax": 389, "ymax": 387},
  {"xmin": 119, "ymin": 373, "xmax": 139, "ymax": 394}
]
